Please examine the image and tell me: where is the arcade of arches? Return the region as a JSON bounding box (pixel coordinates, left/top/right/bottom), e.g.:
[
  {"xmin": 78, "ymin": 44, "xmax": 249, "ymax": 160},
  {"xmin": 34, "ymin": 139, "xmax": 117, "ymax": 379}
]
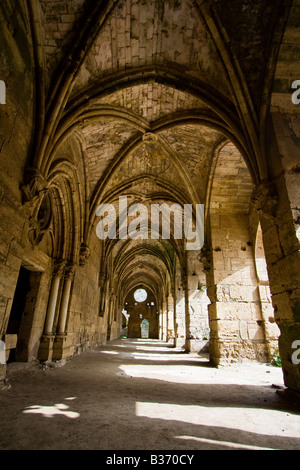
[{"xmin": 0, "ymin": 0, "xmax": 300, "ymax": 395}]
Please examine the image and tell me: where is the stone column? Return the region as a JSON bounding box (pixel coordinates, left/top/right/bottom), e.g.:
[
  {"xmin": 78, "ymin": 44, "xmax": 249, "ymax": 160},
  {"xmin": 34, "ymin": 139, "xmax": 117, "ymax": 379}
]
[
  {"xmin": 172, "ymin": 287, "xmax": 178, "ymax": 347},
  {"xmin": 261, "ymin": 108, "xmax": 300, "ymax": 391},
  {"xmin": 175, "ymin": 284, "xmax": 186, "ymax": 349},
  {"xmin": 254, "ymin": 178, "xmax": 300, "ymax": 391},
  {"xmin": 183, "ymin": 274, "xmax": 192, "ymax": 353},
  {"xmin": 53, "ymin": 263, "xmax": 77, "ymax": 361},
  {"xmin": 107, "ymin": 291, "xmax": 115, "ymax": 341},
  {"xmin": 162, "ymin": 298, "xmax": 168, "ymax": 341},
  {"xmin": 167, "ymin": 293, "xmax": 175, "ymax": 343},
  {"xmin": 98, "ymin": 273, "xmax": 107, "ymax": 316},
  {"xmin": 57, "ymin": 263, "xmax": 76, "ymax": 336},
  {"xmin": 207, "ymin": 213, "xmax": 267, "ymax": 366},
  {"xmin": 159, "ymin": 308, "xmax": 163, "ymax": 340},
  {"xmin": 44, "ymin": 260, "xmax": 66, "ymax": 335},
  {"xmin": 39, "ymin": 260, "xmax": 66, "ymax": 362}
]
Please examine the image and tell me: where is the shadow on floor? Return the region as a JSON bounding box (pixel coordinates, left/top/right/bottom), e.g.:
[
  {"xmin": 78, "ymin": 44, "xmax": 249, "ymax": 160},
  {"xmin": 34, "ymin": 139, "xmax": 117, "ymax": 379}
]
[{"xmin": 0, "ymin": 338, "xmax": 300, "ymax": 450}]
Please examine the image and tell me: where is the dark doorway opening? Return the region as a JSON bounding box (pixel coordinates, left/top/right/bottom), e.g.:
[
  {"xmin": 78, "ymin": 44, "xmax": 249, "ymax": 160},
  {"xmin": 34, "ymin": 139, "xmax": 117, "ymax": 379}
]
[{"xmin": 6, "ymin": 266, "xmax": 42, "ymax": 363}]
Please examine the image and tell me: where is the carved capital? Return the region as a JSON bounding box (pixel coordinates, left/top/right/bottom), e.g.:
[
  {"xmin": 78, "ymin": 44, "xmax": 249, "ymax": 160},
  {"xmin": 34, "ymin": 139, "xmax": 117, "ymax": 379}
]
[
  {"xmin": 52, "ymin": 259, "xmax": 67, "ymax": 279},
  {"xmin": 28, "ymin": 218, "xmax": 47, "ymax": 247},
  {"xmin": 199, "ymin": 244, "xmax": 211, "ymax": 272},
  {"xmin": 27, "ymin": 193, "xmax": 52, "ymax": 247},
  {"xmin": 251, "ymin": 181, "xmax": 278, "ymax": 219},
  {"xmin": 181, "ymin": 273, "xmax": 188, "ymax": 289},
  {"xmin": 79, "ymin": 243, "xmax": 91, "ymax": 266},
  {"xmin": 21, "ymin": 167, "xmax": 48, "ymax": 209},
  {"xmin": 99, "ymin": 272, "xmax": 106, "ymax": 287},
  {"xmin": 65, "ymin": 263, "xmax": 77, "ymax": 281},
  {"xmin": 142, "ymin": 132, "xmax": 158, "ymax": 143}
]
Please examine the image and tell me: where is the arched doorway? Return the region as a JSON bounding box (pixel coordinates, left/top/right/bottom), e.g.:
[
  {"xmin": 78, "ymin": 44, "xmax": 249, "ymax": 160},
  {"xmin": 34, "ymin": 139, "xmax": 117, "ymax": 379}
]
[{"xmin": 125, "ymin": 287, "xmax": 159, "ymax": 339}]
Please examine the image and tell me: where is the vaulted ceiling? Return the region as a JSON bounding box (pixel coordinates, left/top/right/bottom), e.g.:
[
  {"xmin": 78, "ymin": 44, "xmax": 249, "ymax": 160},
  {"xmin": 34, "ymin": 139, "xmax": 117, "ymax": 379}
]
[{"xmin": 14, "ymin": 0, "xmax": 294, "ymax": 301}]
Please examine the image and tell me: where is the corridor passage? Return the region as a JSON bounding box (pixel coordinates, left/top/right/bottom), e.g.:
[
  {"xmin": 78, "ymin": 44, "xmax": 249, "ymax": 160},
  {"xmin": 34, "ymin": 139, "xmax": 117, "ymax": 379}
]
[{"xmin": 0, "ymin": 339, "xmax": 300, "ymax": 450}]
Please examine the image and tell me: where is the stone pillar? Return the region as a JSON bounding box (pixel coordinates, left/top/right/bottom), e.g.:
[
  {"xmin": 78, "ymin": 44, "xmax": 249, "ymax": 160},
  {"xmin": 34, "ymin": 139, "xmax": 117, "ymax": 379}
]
[
  {"xmin": 207, "ymin": 213, "xmax": 268, "ymax": 365},
  {"xmin": 167, "ymin": 293, "xmax": 175, "ymax": 343},
  {"xmin": 162, "ymin": 297, "xmax": 168, "ymax": 341},
  {"xmin": 183, "ymin": 274, "xmax": 192, "ymax": 353},
  {"xmin": 175, "ymin": 284, "xmax": 186, "ymax": 349},
  {"xmin": 107, "ymin": 291, "xmax": 116, "ymax": 341},
  {"xmin": 250, "ymin": 220, "xmax": 280, "ymax": 362},
  {"xmin": 52, "ymin": 263, "xmax": 77, "ymax": 361},
  {"xmin": 261, "ymin": 106, "xmax": 300, "ymax": 391},
  {"xmin": 98, "ymin": 273, "xmax": 107, "ymax": 316},
  {"xmin": 185, "ymin": 267, "xmax": 210, "ymax": 354},
  {"xmin": 159, "ymin": 308, "xmax": 164, "ymax": 341},
  {"xmin": 39, "ymin": 260, "xmax": 66, "ymax": 362},
  {"xmin": 57, "ymin": 264, "xmax": 76, "ymax": 336},
  {"xmin": 254, "ymin": 178, "xmax": 300, "ymax": 391},
  {"xmin": 44, "ymin": 276, "xmax": 60, "ymax": 335},
  {"xmin": 44, "ymin": 260, "xmax": 67, "ymax": 334},
  {"xmin": 56, "ymin": 278, "xmax": 72, "ymax": 335},
  {"xmin": 110, "ymin": 294, "xmax": 122, "ymax": 341}
]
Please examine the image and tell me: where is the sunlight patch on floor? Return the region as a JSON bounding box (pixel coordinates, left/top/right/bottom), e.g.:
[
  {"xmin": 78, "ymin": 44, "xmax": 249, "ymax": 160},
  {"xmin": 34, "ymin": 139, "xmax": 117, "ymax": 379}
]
[
  {"xmin": 135, "ymin": 402, "xmax": 300, "ymax": 439},
  {"xmin": 130, "ymin": 352, "xmax": 189, "ymax": 362},
  {"xmin": 99, "ymin": 351, "xmax": 119, "ymax": 355},
  {"xmin": 175, "ymin": 435, "xmax": 274, "ymax": 450},
  {"xmin": 135, "ymin": 345, "xmax": 181, "ymax": 353},
  {"xmin": 119, "ymin": 363, "xmax": 203, "ymax": 383},
  {"xmin": 119, "ymin": 361, "xmax": 284, "ymax": 386},
  {"xmin": 23, "ymin": 402, "xmax": 80, "ymax": 419}
]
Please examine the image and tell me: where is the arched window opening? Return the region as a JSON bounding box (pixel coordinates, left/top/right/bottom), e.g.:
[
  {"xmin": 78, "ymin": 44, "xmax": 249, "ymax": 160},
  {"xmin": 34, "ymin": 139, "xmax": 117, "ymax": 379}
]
[
  {"xmin": 255, "ymin": 223, "xmax": 269, "ymax": 285},
  {"xmin": 254, "ymin": 223, "xmax": 280, "ymax": 361}
]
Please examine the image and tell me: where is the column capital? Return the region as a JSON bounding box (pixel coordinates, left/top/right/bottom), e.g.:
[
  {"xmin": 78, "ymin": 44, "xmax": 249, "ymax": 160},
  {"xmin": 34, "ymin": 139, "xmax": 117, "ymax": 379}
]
[
  {"xmin": 52, "ymin": 259, "xmax": 67, "ymax": 278},
  {"xmin": 64, "ymin": 263, "xmax": 77, "ymax": 281},
  {"xmin": 251, "ymin": 181, "xmax": 278, "ymax": 219},
  {"xmin": 79, "ymin": 243, "xmax": 91, "ymax": 266},
  {"xmin": 99, "ymin": 272, "xmax": 107, "ymax": 287},
  {"xmin": 21, "ymin": 166, "xmax": 49, "ymax": 208},
  {"xmin": 199, "ymin": 244, "xmax": 211, "ymax": 272}
]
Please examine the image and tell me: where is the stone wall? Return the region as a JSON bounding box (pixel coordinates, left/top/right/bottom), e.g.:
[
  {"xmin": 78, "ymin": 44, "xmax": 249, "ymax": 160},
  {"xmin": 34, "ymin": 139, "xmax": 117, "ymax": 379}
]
[
  {"xmin": 208, "ymin": 213, "xmax": 270, "ymax": 365},
  {"xmin": 67, "ymin": 232, "xmax": 108, "ymax": 356},
  {"xmin": 0, "ymin": 1, "xmax": 39, "ymax": 379},
  {"xmin": 0, "ymin": 0, "xmax": 299, "ymax": 394}
]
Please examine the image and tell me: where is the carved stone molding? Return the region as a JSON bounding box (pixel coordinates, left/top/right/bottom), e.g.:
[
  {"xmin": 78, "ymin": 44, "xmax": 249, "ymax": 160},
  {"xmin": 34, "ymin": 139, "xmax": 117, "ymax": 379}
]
[
  {"xmin": 79, "ymin": 243, "xmax": 91, "ymax": 266},
  {"xmin": 142, "ymin": 132, "xmax": 158, "ymax": 144},
  {"xmin": 199, "ymin": 244, "xmax": 211, "ymax": 272},
  {"xmin": 99, "ymin": 272, "xmax": 107, "ymax": 288},
  {"xmin": 21, "ymin": 168, "xmax": 52, "ymax": 247},
  {"xmin": 21, "ymin": 167, "xmax": 49, "ymax": 209},
  {"xmin": 27, "ymin": 192, "xmax": 52, "ymax": 247},
  {"xmin": 64, "ymin": 263, "xmax": 77, "ymax": 281},
  {"xmin": 28, "ymin": 217, "xmax": 47, "ymax": 247},
  {"xmin": 251, "ymin": 181, "xmax": 278, "ymax": 219},
  {"xmin": 52, "ymin": 259, "xmax": 68, "ymax": 279}
]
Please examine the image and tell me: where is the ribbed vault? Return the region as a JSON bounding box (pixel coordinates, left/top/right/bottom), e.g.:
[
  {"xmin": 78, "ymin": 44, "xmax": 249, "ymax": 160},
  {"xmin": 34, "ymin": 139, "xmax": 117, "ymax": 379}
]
[
  {"xmin": 2, "ymin": 0, "xmax": 297, "ymax": 383},
  {"xmin": 24, "ymin": 0, "xmax": 288, "ymax": 346}
]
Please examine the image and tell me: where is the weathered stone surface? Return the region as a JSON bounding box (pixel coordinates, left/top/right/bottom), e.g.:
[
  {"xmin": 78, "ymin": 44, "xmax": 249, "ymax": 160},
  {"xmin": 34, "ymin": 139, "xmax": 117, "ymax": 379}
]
[{"xmin": 0, "ymin": 0, "xmax": 299, "ymax": 395}]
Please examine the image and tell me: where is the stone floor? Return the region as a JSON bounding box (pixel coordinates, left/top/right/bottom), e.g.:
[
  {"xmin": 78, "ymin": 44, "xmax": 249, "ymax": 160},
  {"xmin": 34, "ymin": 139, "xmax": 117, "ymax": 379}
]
[{"xmin": 0, "ymin": 338, "xmax": 300, "ymax": 451}]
